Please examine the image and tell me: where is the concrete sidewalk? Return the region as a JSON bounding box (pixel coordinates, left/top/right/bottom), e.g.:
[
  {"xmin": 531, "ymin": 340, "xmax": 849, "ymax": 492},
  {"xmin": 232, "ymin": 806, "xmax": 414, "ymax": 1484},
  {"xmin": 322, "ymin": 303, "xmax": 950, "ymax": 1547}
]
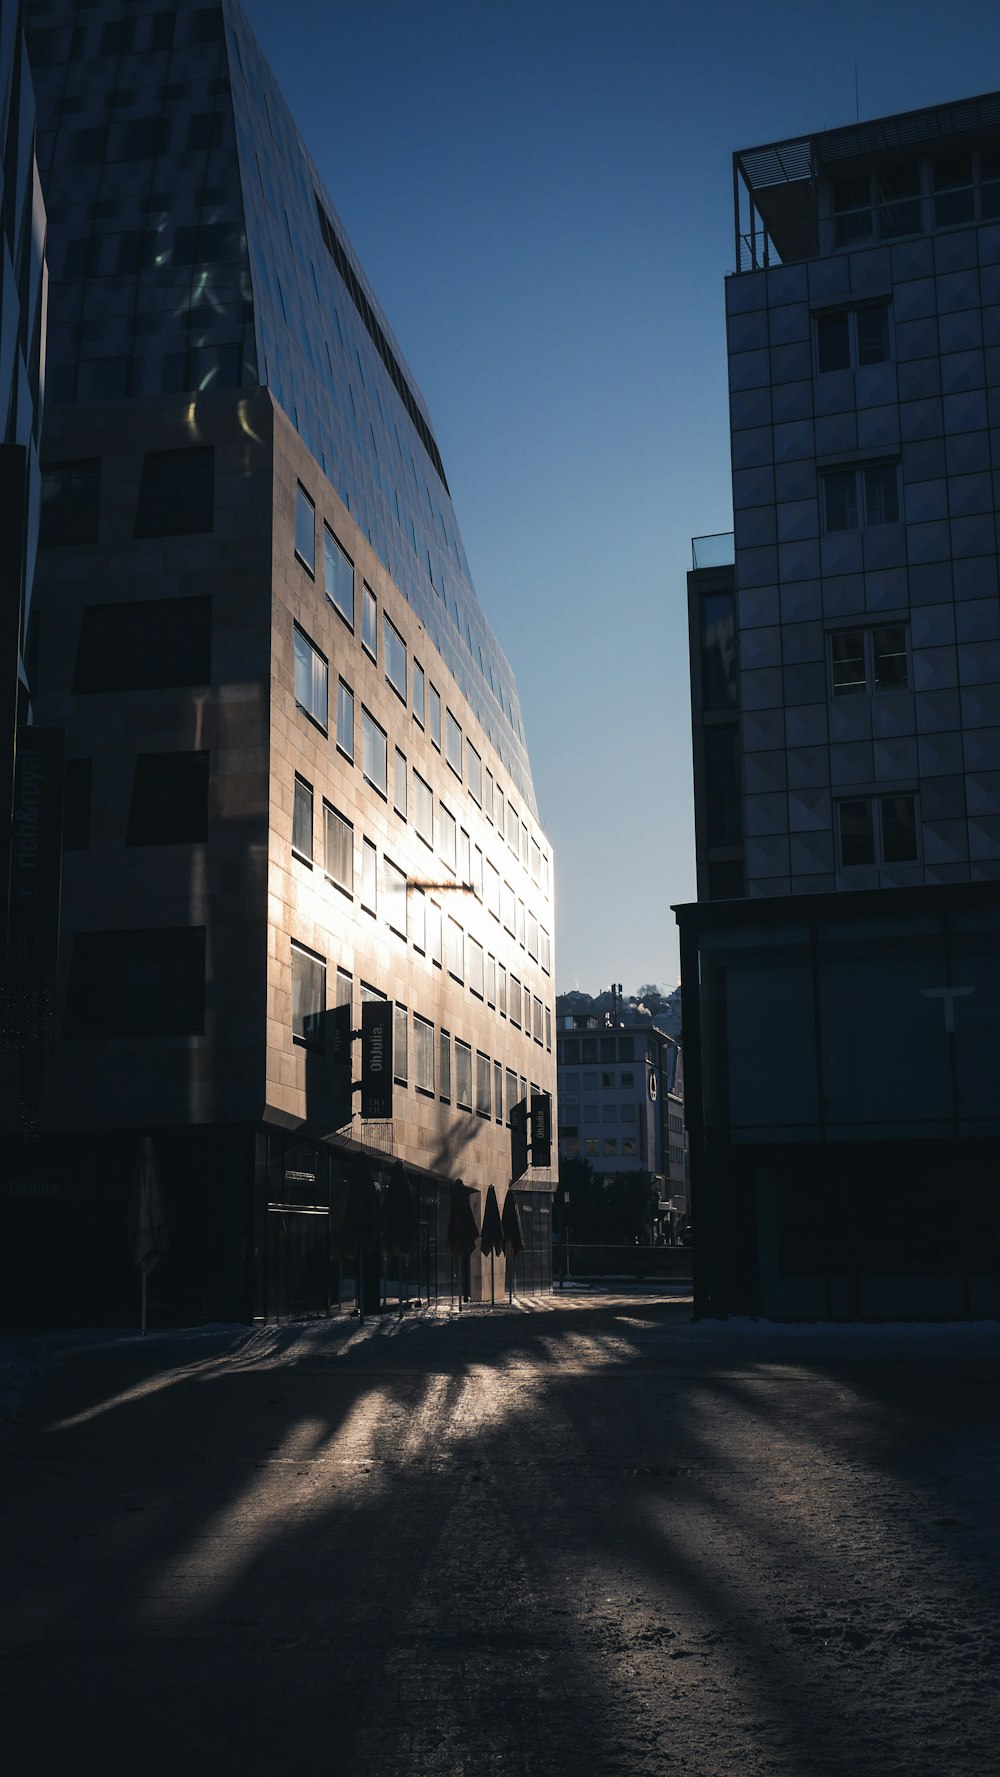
[{"xmin": 2, "ymin": 1300, "xmax": 998, "ymax": 1777}]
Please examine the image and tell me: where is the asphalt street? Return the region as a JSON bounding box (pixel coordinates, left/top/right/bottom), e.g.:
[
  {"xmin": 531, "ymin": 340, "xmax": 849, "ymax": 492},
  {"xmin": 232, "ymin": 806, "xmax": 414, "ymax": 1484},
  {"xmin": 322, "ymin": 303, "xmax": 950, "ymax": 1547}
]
[{"xmin": 2, "ymin": 1291, "xmax": 998, "ymax": 1777}]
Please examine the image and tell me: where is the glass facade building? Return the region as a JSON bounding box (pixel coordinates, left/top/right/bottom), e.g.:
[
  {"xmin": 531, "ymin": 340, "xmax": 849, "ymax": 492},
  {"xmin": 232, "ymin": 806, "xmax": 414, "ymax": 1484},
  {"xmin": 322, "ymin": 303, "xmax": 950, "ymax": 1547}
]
[{"xmin": 3, "ymin": 0, "xmax": 555, "ymax": 1326}]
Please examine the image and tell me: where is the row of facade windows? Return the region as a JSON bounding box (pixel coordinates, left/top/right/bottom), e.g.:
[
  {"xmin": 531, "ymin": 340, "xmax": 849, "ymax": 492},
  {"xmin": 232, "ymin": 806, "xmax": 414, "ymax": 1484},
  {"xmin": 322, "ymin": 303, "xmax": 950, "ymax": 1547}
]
[
  {"xmin": 559, "ymin": 1068, "xmax": 641, "ymax": 1091},
  {"xmin": 293, "ymin": 482, "xmax": 550, "ymax": 897},
  {"xmin": 557, "ymin": 1034, "xmax": 659, "ymax": 1066},
  {"xmin": 290, "ymin": 943, "xmax": 543, "ymax": 1124},
  {"xmin": 41, "ymin": 449, "xmax": 215, "ymax": 547},
  {"xmin": 830, "ymin": 146, "xmax": 1000, "ymax": 247},
  {"xmin": 291, "ymin": 782, "xmax": 552, "ymax": 1049},
  {"xmin": 291, "ymin": 628, "xmax": 550, "ymax": 968},
  {"xmin": 559, "ymin": 1136, "xmax": 641, "ymax": 1160}
]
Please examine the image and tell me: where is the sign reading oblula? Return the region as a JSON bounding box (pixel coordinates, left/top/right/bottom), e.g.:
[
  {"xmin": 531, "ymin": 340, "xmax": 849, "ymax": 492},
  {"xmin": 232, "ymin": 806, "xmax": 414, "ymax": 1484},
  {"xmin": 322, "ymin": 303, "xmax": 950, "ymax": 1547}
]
[{"xmin": 360, "ymin": 999, "xmax": 393, "ymax": 1119}]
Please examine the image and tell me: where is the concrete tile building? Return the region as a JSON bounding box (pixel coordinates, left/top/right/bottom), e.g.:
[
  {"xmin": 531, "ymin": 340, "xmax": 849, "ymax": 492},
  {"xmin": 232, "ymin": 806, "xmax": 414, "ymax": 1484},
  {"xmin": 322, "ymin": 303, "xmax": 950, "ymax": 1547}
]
[
  {"xmin": 679, "ymin": 92, "xmax": 1000, "ymax": 1319},
  {"xmin": 2, "ymin": 0, "xmax": 556, "ymax": 1324}
]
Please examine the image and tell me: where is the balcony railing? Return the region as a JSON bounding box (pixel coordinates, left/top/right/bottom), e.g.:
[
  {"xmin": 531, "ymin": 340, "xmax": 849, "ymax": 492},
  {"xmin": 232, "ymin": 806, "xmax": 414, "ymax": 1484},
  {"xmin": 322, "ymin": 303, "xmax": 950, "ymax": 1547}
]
[{"xmin": 691, "ymin": 532, "xmax": 735, "ymax": 570}]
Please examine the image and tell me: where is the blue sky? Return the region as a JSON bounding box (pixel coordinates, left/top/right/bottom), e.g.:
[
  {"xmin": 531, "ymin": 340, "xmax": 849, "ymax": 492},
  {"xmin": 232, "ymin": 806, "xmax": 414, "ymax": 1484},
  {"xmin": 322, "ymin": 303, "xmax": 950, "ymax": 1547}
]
[{"xmin": 242, "ymin": 0, "xmax": 1000, "ymax": 994}]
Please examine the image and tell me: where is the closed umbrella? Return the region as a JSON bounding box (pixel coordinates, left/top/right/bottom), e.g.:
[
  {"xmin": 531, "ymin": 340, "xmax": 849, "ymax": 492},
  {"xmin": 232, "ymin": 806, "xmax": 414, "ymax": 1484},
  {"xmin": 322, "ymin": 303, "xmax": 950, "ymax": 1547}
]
[
  {"xmin": 384, "ymin": 1160, "xmax": 418, "ymax": 1256},
  {"xmin": 480, "ymin": 1184, "xmax": 504, "ymax": 1307},
  {"xmin": 501, "ymin": 1188, "xmax": 523, "ymax": 1303},
  {"xmin": 128, "ymin": 1136, "xmax": 168, "ymax": 1335},
  {"xmin": 446, "ymin": 1178, "xmax": 479, "ymax": 1308}
]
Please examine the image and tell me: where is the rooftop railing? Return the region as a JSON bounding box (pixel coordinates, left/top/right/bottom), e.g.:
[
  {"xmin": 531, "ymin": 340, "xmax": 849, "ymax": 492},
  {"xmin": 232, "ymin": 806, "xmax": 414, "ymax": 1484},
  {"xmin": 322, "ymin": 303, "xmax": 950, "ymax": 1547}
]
[{"xmin": 691, "ymin": 532, "xmax": 735, "ymax": 570}]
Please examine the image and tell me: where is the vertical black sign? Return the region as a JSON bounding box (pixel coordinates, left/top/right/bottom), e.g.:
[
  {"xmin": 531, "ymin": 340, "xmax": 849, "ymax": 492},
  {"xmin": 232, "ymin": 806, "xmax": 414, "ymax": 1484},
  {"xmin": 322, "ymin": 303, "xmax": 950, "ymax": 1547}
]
[
  {"xmin": 530, "ymin": 1092, "xmax": 552, "ymax": 1169},
  {"xmin": 361, "ymin": 998, "xmax": 393, "ymax": 1119},
  {"xmin": 8, "ymin": 726, "xmax": 64, "ymax": 977},
  {"xmin": 510, "ymin": 1097, "xmax": 529, "ymax": 1183}
]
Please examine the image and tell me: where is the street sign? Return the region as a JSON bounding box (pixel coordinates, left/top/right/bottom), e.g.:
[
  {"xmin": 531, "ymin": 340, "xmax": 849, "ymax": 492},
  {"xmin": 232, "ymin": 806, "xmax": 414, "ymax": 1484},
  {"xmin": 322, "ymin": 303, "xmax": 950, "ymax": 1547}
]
[
  {"xmin": 510, "ymin": 1097, "xmax": 529, "ymax": 1182},
  {"xmin": 360, "ymin": 999, "xmax": 393, "ymax": 1118}
]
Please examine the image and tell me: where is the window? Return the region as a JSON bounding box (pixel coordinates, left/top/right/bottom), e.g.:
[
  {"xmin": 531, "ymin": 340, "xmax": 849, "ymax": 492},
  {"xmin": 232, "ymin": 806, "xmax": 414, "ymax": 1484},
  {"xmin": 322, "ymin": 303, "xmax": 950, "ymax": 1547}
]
[
  {"xmin": 467, "ymin": 742, "xmax": 482, "ymax": 805},
  {"xmin": 530, "ymin": 837, "xmax": 541, "ymax": 887},
  {"xmin": 524, "ymin": 993, "xmax": 531, "ymax": 1039},
  {"xmin": 527, "ymin": 914, "xmax": 538, "ymax": 962},
  {"xmin": 292, "ymin": 774, "xmax": 313, "ymax": 861},
  {"xmin": 361, "ymin": 707, "xmax": 387, "ymax": 796},
  {"xmin": 502, "ymin": 881, "xmax": 516, "ymax": 936},
  {"xmin": 394, "ymin": 748, "xmax": 408, "ymax": 818},
  {"xmin": 455, "ymin": 1040, "xmax": 472, "ymax": 1110},
  {"xmin": 699, "ymin": 590, "xmax": 738, "ymax": 712},
  {"xmin": 428, "ymin": 900, "xmax": 442, "ymax": 968},
  {"xmin": 294, "ymin": 626, "xmax": 328, "ymax": 730},
  {"xmin": 822, "ymin": 463, "xmax": 899, "ymax": 531},
  {"xmin": 325, "ymin": 804, "xmax": 353, "ymax": 894},
  {"xmin": 413, "ymin": 659, "xmax": 425, "ymax": 726},
  {"xmin": 487, "ymin": 953, "xmax": 497, "ymax": 1007},
  {"xmin": 63, "ymin": 927, "xmax": 206, "ymax": 1038},
  {"xmin": 486, "ymin": 859, "xmax": 501, "ymax": 920},
  {"xmin": 459, "ymin": 827, "xmax": 471, "ymax": 884},
  {"xmin": 385, "ymin": 858, "xmax": 407, "ymax": 937},
  {"xmin": 384, "ymin": 616, "xmax": 407, "ymax": 700},
  {"xmin": 135, "ymin": 448, "xmax": 214, "ymax": 538},
  {"xmin": 830, "ymin": 624, "xmax": 908, "ymax": 696},
  {"xmin": 521, "ymin": 823, "xmax": 529, "ymax": 870},
  {"xmin": 838, "ymin": 794, "xmax": 918, "ymax": 867},
  {"xmin": 472, "ymin": 845, "xmax": 484, "ymax": 901},
  {"xmin": 324, "ymin": 526, "xmax": 353, "ymax": 626},
  {"xmin": 499, "ymin": 963, "xmax": 507, "ymax": 1017},
  {"xmin": 361, "ymin": 838, "xmax": 377, "ymax": 912},
  {"xmin": 476, "ymin": 1051, "xmax": 491, "ymax": 1117},
  {"xmin": 517, "ymin": 899, "xmax": 525, "ymax": 948},
  {"xmin": 494, "ymin": 1060, "xmax": 503, "ymax": 1124},
  {"xmin": 510, "ymin": 975, "xmax": 522, "ymax": 1028},
  {"xmin": 439, "ymin": 1028, "xmax": 452, "ymax": 1100},
  {"xmin": 74, "ymin": 597, "xmax": 211, "ymax": 694},
  {"xmin": 394, "ymin": 1003, "xmax": 408, "ymax": 1084},
  {"xmin": 468, "ymin": 936, "xmax": 484, "ymax": 999},
  {"xmin": 126, "ymin": 752, "xmax": 209, "ymax": 846},
  {"xmin": 815, "ymin": 304, "xmax": 890, "ymax": 373},
  {"xmin": 545, "ymin": 1005, "xmax": 552, "ymax": 1052},
  {"xmin": 933, "ymin": 151, "xmax": 974, "ymax": 227},
  {"xmin": 494, "ymin": 781, "xmax": 505, "ymax": 830},
  {"xmin": 414, "ymin": 772, "xmax": 433, "ymax": 846},
  {"xmin": 832, "ymin": 164, "xmax": 921, "ymax": 246},
  {"xmin": 291, "ymin": 941, "xmax": 325, "ymax": 1048},
  {"xmin": 414, "ymin": 1015, "xmax": 434, "ymax": 1094},
  {"xmin": 507, "ymin": 801, "xmax": 518, "ymax": 853},
  {"xmin": 440, "ymin": 803, "xmax": 457, "ymax": 871},
  {"xmin": 534, "ymin": 997, "xmax": 544, "ymax": 1046},
  {"xmin": 447, "ymin": 916, "xmax": 464, "ymax": 981},
  {"xmin": 40, "ymin": 460, "xmax": 100, "ymax": 547},
  {"xmin": 362, "ymin": 584, "xmax": 377, "ymax": 658},
  {"xmin": 429, "ymin": 682, "xmax": 441, "ymax": 749},
  {"xmin": 704, "ymin": 727, "xmax": 742, "ymax": 847},
  {"xmin": 505, "ymin": 1068, "xmax": 517, "ymax": 1125},
  {"xmin": 63, "ymin": 759, "xmax": 92, "ymax": 850},
  {"xmin": 337, "ymin": 679, "xmax": 354, "ymax": 760},
  {"xmin": 293, "ymin": 484, "xmax": 315, "ymax": 571},
  {"xmin": 409, "ymin": 886, "xmax": 426, "ymax": 951},
  {"xmin": 446, "ymin": 710, "xmax": 463, "ymax": 778}
]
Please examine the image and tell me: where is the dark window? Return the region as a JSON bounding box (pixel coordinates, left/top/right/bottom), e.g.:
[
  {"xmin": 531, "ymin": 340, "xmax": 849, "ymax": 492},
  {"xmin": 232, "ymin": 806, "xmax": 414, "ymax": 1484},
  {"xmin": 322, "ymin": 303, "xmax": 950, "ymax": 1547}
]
[
  {"xmin": 704, "ymin": 726, "xmax": 742, "ymax": 847},
  {"xmin": 291, "ymin": 942, "xmax": 325, "ymax": 1048},
  {"xmin": 40, "ymin": 460, "xmax": 100, "ymax": 547},
  {"xmin": 74, "ymin": 597, "xmax": 211, "ymax": 693},
  {"xmin": 294, "ymin": 627, "xmax": 328, "ymax": 730},
  {"xmin": 63, "ymin": 927, "xmax": 206, "ymax": 1037},
  {"xmin": 874, "ymin": 625, "xmax": 909, "ymax": 692},
  {"xmin": 134, "ymin": 447, "xmax": 214, "ymax": 537},
  {"xmin": 856, "ymin": 306, "xmax": 890, "ymax": 365},
  {"xmin": 294, "ymin": 484, "xmax": 315, "ymax": 573},
  {"xmin": 837, "ymin": 794, "xmax": 918, "ymax": 868},
  {"xmin": 62, "ymin": 759, "xmax": 92, "ymax": 850},
  {"xmin": 65, "ymin": 126, "xmax": 109, "ymax": 166},
  {"xmin": 830, "ymin": 630, "xmax": 867, "ymax": 696},
  {"xmin": 707, "ymin": 859, "xmax": 744, "ymax": 899},
  {"xmin": 126, "ymin": 752, "xmax": 209, "ymax": 845},
  {"xmin": 816, "ymin": 310, "xmax": 851, "ymax": 373},
  {"xmin": 188, "ymin": 113, "xmax": 224, "ymax": 151},
  {"xmin": 699, "ymin": 592, "xmax": 737, "ymax": 710},
  {"xmin": 932, "ymin": 151, "xmax": 974, "ymax": 227},
  {"xmin": 292, "ymin": 774, "xmax": 313, "ymax": 860},
  {"xmin": 874, "ymin": 163, "xmax": 921, "ymax": 239},
  {"xmin": 822, "ymin": 463, "xmax": 899, "ymax": 531},
  {"xmin": 108, "ymin": 118, "xmax": 169, "ymax": 161}
]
